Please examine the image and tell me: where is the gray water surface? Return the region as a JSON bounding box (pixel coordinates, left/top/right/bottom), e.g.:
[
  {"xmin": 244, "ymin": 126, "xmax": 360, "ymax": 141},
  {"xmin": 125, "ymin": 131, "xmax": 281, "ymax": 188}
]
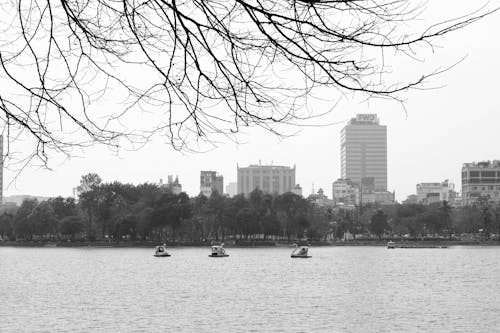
[{"xmin": 1, "ymin": 246, "xmax": 500, "ymax": 332}]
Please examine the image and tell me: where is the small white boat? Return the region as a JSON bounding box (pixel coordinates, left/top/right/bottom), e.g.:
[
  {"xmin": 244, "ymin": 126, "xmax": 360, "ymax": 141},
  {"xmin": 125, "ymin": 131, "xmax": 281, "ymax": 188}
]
[
  {"xmin": 209, "ymin": 243, "xmax": 229, "ymax": 257},
  {"xmin": 291, "ymin": 244, "xmax": 311, "ymax": 258},
  {"xmin": 154, "ymin": 244, "xmax": 171, "ymax": 257},
  {"xmin": 387, "ymin": 241, "xmax": 395, "ymax": 249}
]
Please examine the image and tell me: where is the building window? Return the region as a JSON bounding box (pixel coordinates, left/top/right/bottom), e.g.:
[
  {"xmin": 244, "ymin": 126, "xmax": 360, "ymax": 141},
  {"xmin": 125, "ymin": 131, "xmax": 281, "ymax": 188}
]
[{"xmin": 481, "ymin": 171, "xmax": 496, "ymax": 178}]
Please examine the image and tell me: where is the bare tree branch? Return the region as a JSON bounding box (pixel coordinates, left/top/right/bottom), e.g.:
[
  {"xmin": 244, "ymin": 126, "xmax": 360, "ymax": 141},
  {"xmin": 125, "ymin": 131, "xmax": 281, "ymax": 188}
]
[{"xmin": 0, "ymin": 0, "xmax": 496, "ymax": 166}]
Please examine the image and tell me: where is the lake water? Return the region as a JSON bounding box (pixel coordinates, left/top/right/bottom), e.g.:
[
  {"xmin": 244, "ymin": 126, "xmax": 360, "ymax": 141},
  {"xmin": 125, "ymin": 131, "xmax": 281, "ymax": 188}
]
[{"xmin": 1, "ymin": 246, "xmax": 500, "ymax": 332}]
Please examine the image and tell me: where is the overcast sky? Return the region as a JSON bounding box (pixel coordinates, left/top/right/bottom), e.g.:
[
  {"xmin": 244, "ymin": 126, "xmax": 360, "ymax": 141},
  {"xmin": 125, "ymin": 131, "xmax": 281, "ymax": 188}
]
[{"xmin": 3, "ymin": 0, "xmax": 500, "ymax": 201}]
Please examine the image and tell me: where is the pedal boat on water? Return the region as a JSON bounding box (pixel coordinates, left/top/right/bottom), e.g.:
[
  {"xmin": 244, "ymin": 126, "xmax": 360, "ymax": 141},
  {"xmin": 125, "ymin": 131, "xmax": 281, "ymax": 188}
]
[
  {"xmin": 154, "ymin": 244, "xmax": 171, "ymax": 257},
  {"xmin": 291, "ymin": 244, "xmax": 312, "ymax": 258},
  {"xmin": 209, "ymin": 243, "xmax": 229, "ymax": 257},
  {"xmin": 387, "ymin": 241, "xmax": 396, "ymax": 249}
]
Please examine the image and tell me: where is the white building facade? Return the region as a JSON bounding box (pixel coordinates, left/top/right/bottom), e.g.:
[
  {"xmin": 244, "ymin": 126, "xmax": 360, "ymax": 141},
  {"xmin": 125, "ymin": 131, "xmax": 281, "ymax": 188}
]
[
  {"xmin": 462, "ymin": 161, "xmax": 500, "ymax": 205},
  {"xmin": 237, "ymin": 164, "xmax": 296, "ymax": 196},
  {"xmin": 416, "ymin": 180, "xmax": 455, "ymax": 205}
]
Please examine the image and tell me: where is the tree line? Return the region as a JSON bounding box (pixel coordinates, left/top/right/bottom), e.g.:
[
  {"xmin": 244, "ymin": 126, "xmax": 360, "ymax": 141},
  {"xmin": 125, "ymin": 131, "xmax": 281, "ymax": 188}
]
[{"xmin": 1, "ymin": 173, "xmax": 500, "ymax": 243}]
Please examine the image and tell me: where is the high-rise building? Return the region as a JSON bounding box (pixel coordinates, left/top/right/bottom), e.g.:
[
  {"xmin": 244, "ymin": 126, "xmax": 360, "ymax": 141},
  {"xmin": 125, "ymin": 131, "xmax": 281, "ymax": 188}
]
[
  {"xmin": 200, "ymin": 171, "xmax": 224, "ymax": 197},
  {"xmin": 341, "ymin": 114, "xmax": 387, "ymax": 191},
  {"xmin": 462, "ymin": 161, "xmax": 500, "ymax": 205},
  {"xmin": 237, "ymin": 163, "xmax": 295, "ymax": 196}
]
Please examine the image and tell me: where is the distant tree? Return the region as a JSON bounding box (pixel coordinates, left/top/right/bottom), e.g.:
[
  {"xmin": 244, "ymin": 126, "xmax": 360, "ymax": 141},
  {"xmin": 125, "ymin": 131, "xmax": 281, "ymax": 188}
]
[
  {"xmin": 261, "ymin": 213, "xmax": 281, "ymax": 240},
  {"xmin": 77, "ymin": 173, "xmax": 102, "ymax": 240},
  {"xmin": 369, "ymin": 210, "xmax": 390, "ymax": 240},
  {"xmin": 13, "ymin": 198, "xmax": 39, "ymax": 240},
  {"xmin": 0, "ymin": 213, "xmax": 14, "ymax": 240},
  {"xmin": 28, "ymin": 201, "xmax": 56, "ymax": 239},
  {"xmin": 477, "ymin": 196, "xmax": 494, "ymax": 239},
  {"xmin": 46, "ymin": 197, "xmax": 78, "ymax": 239},
  {"xmin": 440, "ymin": 200, "xmax": 453, "ymax": 239},
  {"xmin": 115, "ymin": 214, "xmax": 138, "ymax": 241},
  {"xmin": 168, "ymin": 192, "xmax": 192, "ymax": 242},
  {"xmin": 192, "ymin": 194, "xmax": 210, "ymax": 242},
  {"xmin": 151, "ymin": 191, "xmax": 192, "ymax": 242},
  {"xmin": 59, "ymin": 216, "xmax": 85, "ymax": 241},
  {"xmin": 453, "ymin": 206, "xmax": 481, "ymax": 234},
  {"xmin": 136, "ymin": 207, "xmax": 154, "ymax": 241},
  {"xmin": 337, "ymin": 208, "xmax": 357, "ymax": 241},
  {"xmin": 135, "ymin": 183, "xmax": 162, "ymax": 207},
  {"xmin": 296, "ymin": 215, "xmax": 311, "ymax": 239},
  {"xmin": 151, "ymin": 191, "xmax": 175, "ymax": 242},
  {"xmin": 207, "ymin": 191, "xmax": 226, "ymax": 241},
  {"xmin": 307, "ymin": 206, "xmax": 331, "ymax": 241},
  {"xmin": 77, "ymin": 173, "xmax": 102, "ymax": 193},
  {"xmin": 275, "ymin": 192, "xmax": 308, "ymax": 241},
  {"xmin": 494, "ymin": 206, "xmax": 500, "ymax": 237},
  {"xmin": 417, "ymin": 208, "xmax": 446, "ymax": 236},
  {"xmin": 49, "ymin": 197, "xmax": 78, "ymax": 220},
  {"xmin": 236, "ymin": 207, "xmax": 259, "ymax": 240}
]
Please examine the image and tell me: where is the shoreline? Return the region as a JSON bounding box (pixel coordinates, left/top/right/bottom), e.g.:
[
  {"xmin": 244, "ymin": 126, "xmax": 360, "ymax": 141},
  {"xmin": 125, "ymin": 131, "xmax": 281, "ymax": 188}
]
[{"xmin": 2, "ymin": 240, "xmax": 500, "ymax": 248}]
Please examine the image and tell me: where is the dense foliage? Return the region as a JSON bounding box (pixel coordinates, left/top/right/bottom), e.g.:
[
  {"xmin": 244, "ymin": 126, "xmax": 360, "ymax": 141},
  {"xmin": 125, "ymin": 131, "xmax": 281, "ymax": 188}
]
[{"xmin": 1, "ymin": 173, "xmax": 500, "ymax": 243}]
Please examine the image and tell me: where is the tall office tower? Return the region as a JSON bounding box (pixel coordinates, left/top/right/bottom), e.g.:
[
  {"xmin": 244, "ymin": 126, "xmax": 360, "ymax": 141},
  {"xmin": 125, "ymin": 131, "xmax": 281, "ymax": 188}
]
[
  {"xmin": 341, "ymin": 114, "xmax": 387, "ymax": 191},
  {"xmin": 200, "ymin": 171, "xmax": 224, "ymax": 197},
  {"xmin": 0, "ymin": 135, "xmax": 3, "ymax": 204},
  {"xmin": 237, "ymin": 163, "xmax": 295, "ymax": 196}
]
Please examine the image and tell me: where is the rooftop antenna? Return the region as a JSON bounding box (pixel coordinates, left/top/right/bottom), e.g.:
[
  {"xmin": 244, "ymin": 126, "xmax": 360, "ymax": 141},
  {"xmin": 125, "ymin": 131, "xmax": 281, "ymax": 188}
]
[{"xmin": 312, "ymin": 182, "xmax": 315, "ymax": 194}]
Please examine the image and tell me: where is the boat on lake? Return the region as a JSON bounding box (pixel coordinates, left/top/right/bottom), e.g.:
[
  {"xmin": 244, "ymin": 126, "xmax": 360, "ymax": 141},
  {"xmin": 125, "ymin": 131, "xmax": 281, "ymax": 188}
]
[
  {"xmin": 154, "ymin": 244, "xmax": 171, "ymax": 257},
  {"xmin": 291, "ymin": 244, "xmax": 311, "ymax": 258},
  {"xmin": 387, "ymin": 241, "xmax": 395, "ymax": 249},
  {"xmin": 209, "ymin": 243, "xmax": 229, "ymax": 257}
]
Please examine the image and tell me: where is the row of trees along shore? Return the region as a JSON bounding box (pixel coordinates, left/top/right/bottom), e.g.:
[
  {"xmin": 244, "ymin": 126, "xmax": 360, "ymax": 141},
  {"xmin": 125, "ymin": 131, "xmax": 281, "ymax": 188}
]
[{"xmin": 1, "ymin": 173, "xmax": 500, "ymax": 243}]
